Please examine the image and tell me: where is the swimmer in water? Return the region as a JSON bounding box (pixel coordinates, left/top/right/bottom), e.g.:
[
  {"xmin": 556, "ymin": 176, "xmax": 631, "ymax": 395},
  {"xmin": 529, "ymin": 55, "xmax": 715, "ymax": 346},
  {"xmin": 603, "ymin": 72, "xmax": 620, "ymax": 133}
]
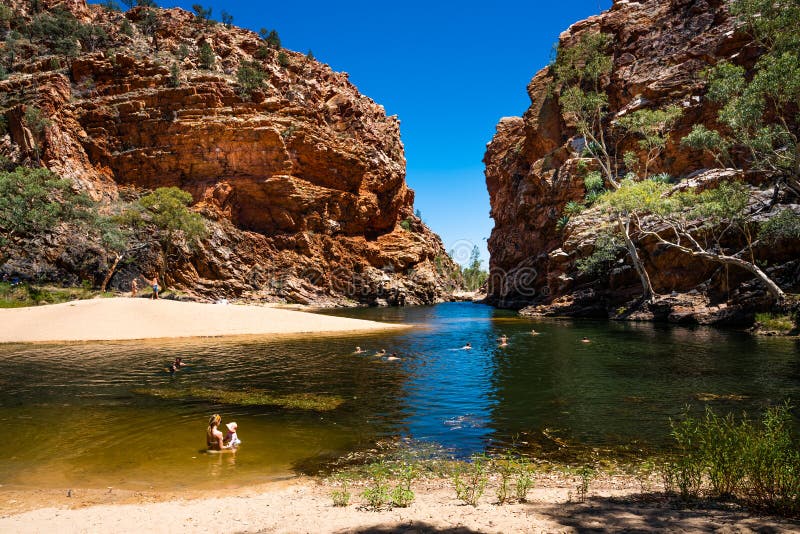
[
  {"xmin": 376, "ymin": 349, "xmax": 387, "ymax": 356},
  {"xmin": 581, "ymin": 337, "xmax": 591, "ymax": 343},
  {"xmin": 354, "ymin": 346, "xmax": 364, "ymax": 354},
  {"xmin": 463, "ymin": 342, "xmax": 472, "ymax": 350},
  {"xmin": 531, "ymin": 329, "xmax": 540, "ymax": 336},
  {"xmin": 498, "ymin": 335, "xmax": 508, "ymax": 346},
  {"xmin": 385, "ymin": 352, "xmax": 400, "ymax": 361}
]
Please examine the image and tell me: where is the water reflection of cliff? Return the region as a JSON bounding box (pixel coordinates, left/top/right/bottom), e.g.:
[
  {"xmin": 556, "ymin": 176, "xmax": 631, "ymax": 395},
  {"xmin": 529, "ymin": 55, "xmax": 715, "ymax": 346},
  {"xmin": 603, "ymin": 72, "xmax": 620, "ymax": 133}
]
[{"xmin": 485, "ymin": 317, "xmax": 800, "ymax": 457}]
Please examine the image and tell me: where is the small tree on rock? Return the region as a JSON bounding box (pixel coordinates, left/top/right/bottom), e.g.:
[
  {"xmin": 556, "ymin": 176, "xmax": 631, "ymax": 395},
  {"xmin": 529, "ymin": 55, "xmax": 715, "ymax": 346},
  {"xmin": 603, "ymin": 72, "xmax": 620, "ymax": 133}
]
[
  {"xmin": 135, "ymin": 187, "xmax": 207, "ymax": 287},
  {"xmin": 0, "ymin": 166, "xmax": 89, "ymax": 248},
  {"xmin": 198, "ymin": 41, "xmax": 215, "ymax": 70}
]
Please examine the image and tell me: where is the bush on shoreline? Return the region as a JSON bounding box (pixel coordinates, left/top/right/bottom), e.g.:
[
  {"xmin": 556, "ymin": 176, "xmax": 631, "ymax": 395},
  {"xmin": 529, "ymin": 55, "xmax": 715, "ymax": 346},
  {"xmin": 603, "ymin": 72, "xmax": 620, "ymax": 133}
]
[{"xmin": 667, "ymin": 404, "xmax": 800, "ymax": 515}]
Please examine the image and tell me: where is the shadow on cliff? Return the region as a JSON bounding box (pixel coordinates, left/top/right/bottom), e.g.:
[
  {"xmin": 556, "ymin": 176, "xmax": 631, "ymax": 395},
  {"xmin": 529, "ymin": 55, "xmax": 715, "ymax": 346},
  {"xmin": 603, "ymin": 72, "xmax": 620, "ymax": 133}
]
[
  {"xmin": 534, "ymin": 494, "xmax": 798, "ymax": 533},
  {"xmin": 341, "ymin": 525, "xmax": 483, "ymax": 534}
]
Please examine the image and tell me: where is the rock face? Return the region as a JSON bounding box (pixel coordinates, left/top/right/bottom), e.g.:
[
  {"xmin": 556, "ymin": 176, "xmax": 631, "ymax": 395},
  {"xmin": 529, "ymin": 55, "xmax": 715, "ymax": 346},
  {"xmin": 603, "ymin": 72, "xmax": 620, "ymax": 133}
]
[
  {"xmin": 0, "ymin": 1, "xmax": 457, "ymax": 304},
  {"xmin": 484, "ymin": 0, "xmax": 800, "ymax": 324}
]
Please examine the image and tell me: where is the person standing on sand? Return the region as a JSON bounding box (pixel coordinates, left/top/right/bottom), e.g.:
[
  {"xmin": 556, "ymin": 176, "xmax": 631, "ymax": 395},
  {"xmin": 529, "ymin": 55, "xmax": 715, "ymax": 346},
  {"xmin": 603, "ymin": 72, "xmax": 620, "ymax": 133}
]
[
  {"xmin": 151, "ymin": 276, "xmax": 159, "ymax": 300},
  {"xmin": 207, "ymin": 414, "xmax": 224, "ymax": 450},
  {"xmin": 130, "ymin": 278, "xmax": 138, "ymax": 297}
]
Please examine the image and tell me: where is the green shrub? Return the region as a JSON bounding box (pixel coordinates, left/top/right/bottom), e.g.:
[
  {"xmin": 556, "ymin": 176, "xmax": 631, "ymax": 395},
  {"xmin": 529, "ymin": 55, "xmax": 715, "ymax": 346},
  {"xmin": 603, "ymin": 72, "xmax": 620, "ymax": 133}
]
[
  {"xmin": 661, "ymin": 456, "xmax": 704, "ymax": 501},
  {"xmin": 453, "ymin": 454, "xmax": 489, "ymax": 506},
  {"xmin": 331, "ymin": 488, "xmax": 350, "ymax": 507},
  {"xmin": 576, "ymin": 231, "xmax": 623, "ymax": 276},
  {"xmin": 261, "ymin": 28, "xmax": 280, "ymax": 49},
  {"xmin": 742, "ymin": 404, "xmax": 800, "ymax": 514},
  {"xmin": 575, "ymin": 465, "xmax": 595, "ymax": 502},
  {"xmin": 254, "ymin": 45, "xmax": 270, "ymax": 60},
  {"xmin": 0, "ymin": 166, "xmax": 90, "ymax": 245},
  {"xmin": 198, "ymin": 41, "xmax": 214, "ymax": 69},
  {"xmin": 277, "ymin": 51, "xmax": 289, "ymax": 67},
  {"xmin": 390, "ymin": 486, "xmax": 414, "ymax": 507},
  {"xmin": 120, "ymin": 18, "xmax": 133, "ymax": 36},
  {"xmin": 191, "ymin": 4, "xmax": 212, "ymax": 23},
  {"xmin": 399, "ymin": 218, "xmax": 412, "ymax": 231},
  {"xmin": 168, "ymin": 62, "xmax": 180, "ymax": 87},
  {"xmin": 390, "ymin": 463, "xmax": 416, "ymax": 507},
  {"xmin": 755, "ymin": 312, "xmax": 795, "ymax": 333},
  {"xmin": 667, "ymin": 404, "xmax": 800, "ymax": 514},
  {"xmin": 759, "ymin": 210, "xmax": 800, "ymax": 244},
  {"xmin": 176, "ymin": 43, "xmax": 189, "ymax": 60},
  {"xmin": 494, "ymin": 452, "xmax": 533, "ymax": 504},
  {"xmin": 330, "ymin": 476, "xmax": 351, "ymax": 507},
  {"xmin": 24, "ymin": 8, "xmax": 81, "ymax": 56},
  {"xmin": 236, "ymin": 60, "xmax": 266, "ymax": 96},
  {"xmin": 563, "ymin": 201, "xmax": 585, "ymax": 217},
  {"xmin": 584, "ymin": 171, "xmax": 604, "ymax": 193},
  {"xmin": 512, "ymin": 457, "xmax": 535, "ymax": 502},
  {"xmin": 361, "ymin": 464, "xmax": 390, "ymax": 509}
]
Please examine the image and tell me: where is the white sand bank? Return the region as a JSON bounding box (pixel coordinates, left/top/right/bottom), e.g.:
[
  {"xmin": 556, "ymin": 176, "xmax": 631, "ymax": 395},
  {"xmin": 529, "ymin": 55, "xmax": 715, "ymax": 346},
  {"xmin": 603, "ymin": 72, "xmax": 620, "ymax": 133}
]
[
  {"xmin": 1, "ymin": 476, "xmax": 797, "ymax": 534},
  {"xmin": 0, "ymin": 298, "xmax": 405, "ymax": 343}
]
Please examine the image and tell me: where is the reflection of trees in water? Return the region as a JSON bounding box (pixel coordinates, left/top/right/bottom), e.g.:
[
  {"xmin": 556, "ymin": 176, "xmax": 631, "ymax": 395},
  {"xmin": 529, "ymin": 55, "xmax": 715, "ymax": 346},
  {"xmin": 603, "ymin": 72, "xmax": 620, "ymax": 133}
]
[{"xmin": 485, "ymin": 318, "xmax": 800, "ymax": 459}]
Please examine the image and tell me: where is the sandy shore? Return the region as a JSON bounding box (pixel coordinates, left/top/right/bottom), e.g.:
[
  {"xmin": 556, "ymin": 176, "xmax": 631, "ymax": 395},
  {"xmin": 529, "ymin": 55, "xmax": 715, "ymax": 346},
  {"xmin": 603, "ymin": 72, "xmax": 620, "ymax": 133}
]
[
  {"xmin": 0, "ymin": 298, "xmax": 405, "ymax": 343},
  {"xmin": 1, "ymin": 475, "xmax": 797, "ymax": 533}
]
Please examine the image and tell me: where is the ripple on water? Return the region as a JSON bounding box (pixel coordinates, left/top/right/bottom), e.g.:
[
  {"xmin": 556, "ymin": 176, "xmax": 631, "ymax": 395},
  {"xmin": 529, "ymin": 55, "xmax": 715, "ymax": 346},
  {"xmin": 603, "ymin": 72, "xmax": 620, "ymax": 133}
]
[{"xmin": 0, "ymin": 303, "xmax": 798, "ymax": 490}]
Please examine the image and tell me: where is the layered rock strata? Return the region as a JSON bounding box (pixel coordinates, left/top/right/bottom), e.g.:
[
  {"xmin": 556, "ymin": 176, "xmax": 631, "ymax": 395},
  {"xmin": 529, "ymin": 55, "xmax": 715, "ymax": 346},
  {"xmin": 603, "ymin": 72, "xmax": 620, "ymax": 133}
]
[
  {"xmin": 0, "ymin": 0, "xmax": 457, "ymax": 305},
  {"xmin": 484, "ymin": 0, "xmax": 799, "ymax": 324}
]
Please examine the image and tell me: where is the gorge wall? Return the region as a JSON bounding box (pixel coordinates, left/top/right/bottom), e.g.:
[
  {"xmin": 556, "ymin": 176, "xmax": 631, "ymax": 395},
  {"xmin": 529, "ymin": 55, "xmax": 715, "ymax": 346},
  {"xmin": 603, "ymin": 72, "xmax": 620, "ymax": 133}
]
[
  {"xmin": 0, "ymin": 0, "xmax": 457, "ymax": 305},
  {"xmin": 485, "ymin": 0, "xmax": 800, "ymax": 325}
]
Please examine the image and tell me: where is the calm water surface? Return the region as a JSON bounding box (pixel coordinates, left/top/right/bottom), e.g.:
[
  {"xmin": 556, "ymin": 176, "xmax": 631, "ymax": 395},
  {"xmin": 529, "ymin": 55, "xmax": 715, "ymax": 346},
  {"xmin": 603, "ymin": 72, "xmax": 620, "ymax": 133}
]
[{"xmin": 1, "ymin": 302, "xmax": 798, "ymax": 490}]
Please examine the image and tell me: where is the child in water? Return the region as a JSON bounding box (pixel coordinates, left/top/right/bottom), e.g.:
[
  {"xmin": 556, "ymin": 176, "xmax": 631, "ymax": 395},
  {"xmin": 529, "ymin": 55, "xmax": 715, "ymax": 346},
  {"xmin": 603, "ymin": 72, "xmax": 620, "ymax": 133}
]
[{"xmin": 224, "ymin": 422, "xmax": 241, "ymax": 449}]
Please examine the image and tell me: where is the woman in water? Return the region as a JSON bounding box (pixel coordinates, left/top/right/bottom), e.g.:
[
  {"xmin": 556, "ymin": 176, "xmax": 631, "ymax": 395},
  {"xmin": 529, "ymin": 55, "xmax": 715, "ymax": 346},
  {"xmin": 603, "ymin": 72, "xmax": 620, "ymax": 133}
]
[{"xmin": 206, "ymin": 413, "xmax": 224, "ymax": 451}]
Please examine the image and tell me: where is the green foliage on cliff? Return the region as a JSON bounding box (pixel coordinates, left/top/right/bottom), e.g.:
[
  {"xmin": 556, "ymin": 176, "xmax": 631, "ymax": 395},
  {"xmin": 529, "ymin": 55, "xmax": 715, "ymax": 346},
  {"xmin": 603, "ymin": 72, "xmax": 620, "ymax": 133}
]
[
  {"xmin": 168, "ymin": 62, "xmax": 180, "ymax": 87},
  {"xmin": 576, "ymin": 231, "xmax": 622, "ymax": 276},
  {"xmin": 261, "ymin": 28, "xmax": 281, "ymax": 49},
  {"xmin": 133, "ymin": 187, "xmax": 207, "ymax": 284},
  {"xmin": 221, "ymin": 10, "xmax": 233, "ymax": 28},
  {"xmin": 682, "ymin": 0, "xmax": 800, "ymax": 187},
  {"xmin": 0, "ymin": 166, "xmax": 89, "ymax": 245},
  {"xmin": 23, "ymin": 8, "xmax": 81, "ymax": 56},
  {"xmin": 617, "ymin": 106, "xmax": 682, "ymax": 178},
  {"xmin": 198, "ymin": 41, "xmax": 214, "ymax": 69},
  {"xmin": 759, "ymin": 209, "xmax": 800, "ymax": 243},
  {"xmin": 277, "ymin": 51, "xmax": 289, "ymax": 67},
  {"xmin": 236, "ymin": 60, "xmax": 266, "ymax": 96},
  {"xmin": 553, "ymin": 32, "xmax": 613, "ymax": 89},
  {"xmin": 191, "ymin": 4, "xmax": 212, "ymax": 23}
]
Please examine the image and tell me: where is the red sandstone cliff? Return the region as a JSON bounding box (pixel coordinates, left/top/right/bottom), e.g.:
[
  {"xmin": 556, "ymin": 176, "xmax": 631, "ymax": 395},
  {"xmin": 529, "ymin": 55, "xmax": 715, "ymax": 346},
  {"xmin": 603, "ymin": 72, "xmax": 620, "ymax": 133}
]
[
  {"xmin": 484, "ymin": 0, "xmax": 799, "ymax": 324},
  {"xmin": 0, "ymin": 0, "xmax": 457, "ymax": 304}
]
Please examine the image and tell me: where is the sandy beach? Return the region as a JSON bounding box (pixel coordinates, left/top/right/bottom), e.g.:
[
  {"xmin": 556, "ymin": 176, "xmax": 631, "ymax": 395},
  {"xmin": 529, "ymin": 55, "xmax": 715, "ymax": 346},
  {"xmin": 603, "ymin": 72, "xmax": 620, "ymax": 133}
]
[
  {"xmin": 1, "ymin": 475, "xmax": 797, "ymax": 533},
  {"xmin": 0, "ymin": 298, "xmax": 406, "ymax": 343}
]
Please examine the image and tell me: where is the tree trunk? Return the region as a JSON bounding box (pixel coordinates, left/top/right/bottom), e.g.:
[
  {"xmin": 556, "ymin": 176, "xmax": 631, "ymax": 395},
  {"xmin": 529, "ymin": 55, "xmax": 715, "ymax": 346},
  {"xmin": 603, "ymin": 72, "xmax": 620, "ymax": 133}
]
[
  {"xmin": 685, "ymin": 248, "xmax": 783, "ymax": 301},
  {"xmin": 618, "ymin": 216, "xmax": 656, "ymax": 303},
  {"xmin": 100, "ymin": 253, "xmax": 121, "ymax": 293},
  {"xmin": 646, "ymin": 235, "xmax": 786, "ymax": 302}
]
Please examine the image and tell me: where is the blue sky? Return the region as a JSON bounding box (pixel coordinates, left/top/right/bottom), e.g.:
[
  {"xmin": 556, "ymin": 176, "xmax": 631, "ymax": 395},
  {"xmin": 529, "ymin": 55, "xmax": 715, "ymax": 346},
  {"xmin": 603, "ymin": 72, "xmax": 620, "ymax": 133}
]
[{"xmin": 112, "ymin": 1, "xmax": 612, "ymax": 267}]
